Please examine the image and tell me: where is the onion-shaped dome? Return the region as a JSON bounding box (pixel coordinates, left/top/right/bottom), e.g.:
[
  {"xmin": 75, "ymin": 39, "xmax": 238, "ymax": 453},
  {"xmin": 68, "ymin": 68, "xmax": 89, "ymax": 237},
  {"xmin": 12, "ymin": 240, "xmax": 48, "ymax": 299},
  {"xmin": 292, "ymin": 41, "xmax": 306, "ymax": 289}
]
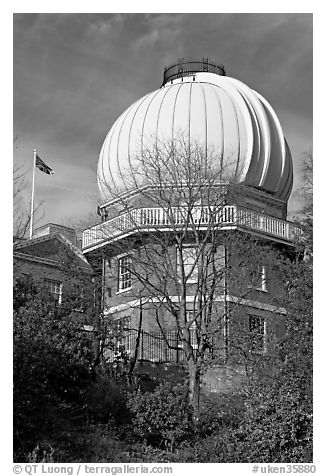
[{"xmin": 97, "ymin": 62, "xmax": 293, "ymax": 202}]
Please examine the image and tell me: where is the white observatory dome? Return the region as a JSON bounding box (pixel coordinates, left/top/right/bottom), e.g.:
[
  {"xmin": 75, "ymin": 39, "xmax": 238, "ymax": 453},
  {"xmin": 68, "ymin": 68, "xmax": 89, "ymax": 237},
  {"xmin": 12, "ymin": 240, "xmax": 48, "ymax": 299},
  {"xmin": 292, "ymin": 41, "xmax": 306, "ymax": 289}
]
[{"xmin": 97, "ymin": 61, "xmax": 293, "ymax": 202}]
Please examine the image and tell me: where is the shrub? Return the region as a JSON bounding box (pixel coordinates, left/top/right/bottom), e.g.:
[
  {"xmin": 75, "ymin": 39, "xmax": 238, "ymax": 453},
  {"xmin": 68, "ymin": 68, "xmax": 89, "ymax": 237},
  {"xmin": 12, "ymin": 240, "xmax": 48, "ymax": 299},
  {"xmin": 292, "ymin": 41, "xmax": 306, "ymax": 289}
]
[
  {"xmin": 27, "ymin": 442, "xmax": 55, "ymax": 463},
  {"xmin": 13, "ymin": 277, "xmax": 94, "ymax": 460},
  {"xmin": 84, "ymin": 373, "xmax": 130, "ymax": 425},
  {"xmin": 127, "ymin": 382, "xmax": 193, "ymax": 451},
  {"xmin": 197, "ymin": 393, "xmax": 245, "ymax": 436}
]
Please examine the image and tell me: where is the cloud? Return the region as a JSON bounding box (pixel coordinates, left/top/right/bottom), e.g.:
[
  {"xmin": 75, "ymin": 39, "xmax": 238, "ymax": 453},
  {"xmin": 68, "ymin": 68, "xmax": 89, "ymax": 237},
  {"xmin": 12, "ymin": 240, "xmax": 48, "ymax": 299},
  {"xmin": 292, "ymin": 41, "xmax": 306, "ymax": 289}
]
[
  {"xmin": 13, "ymin": 13, "xmax": 312, "ymax": 228},
  {"xmin": 130, "ymin": 14, "xmax": 184, "ymax": 55},
  {"xmin": 86, "ymin": 14, "xmax": 125, "ymax": 37},
  {"xmin": 132, "ymin": 29, "xmax": 160, "ymax": 51}
]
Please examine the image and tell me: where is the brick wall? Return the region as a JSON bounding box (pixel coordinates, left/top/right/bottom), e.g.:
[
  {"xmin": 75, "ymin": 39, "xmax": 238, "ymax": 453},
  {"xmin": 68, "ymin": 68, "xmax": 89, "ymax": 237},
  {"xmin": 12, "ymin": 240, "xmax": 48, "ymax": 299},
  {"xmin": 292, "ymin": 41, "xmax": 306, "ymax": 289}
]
[{"xmin": 13, "ymin": 253, "xmax": 91, "ymax": 303}]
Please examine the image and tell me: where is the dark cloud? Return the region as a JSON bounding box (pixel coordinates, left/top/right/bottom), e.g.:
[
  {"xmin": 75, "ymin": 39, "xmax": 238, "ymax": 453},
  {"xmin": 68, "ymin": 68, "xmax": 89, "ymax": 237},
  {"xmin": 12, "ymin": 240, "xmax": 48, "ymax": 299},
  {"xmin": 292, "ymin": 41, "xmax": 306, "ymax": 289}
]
[{"xmin": 13, "ymin": 13, "xmax": 312, "ymax": 227}]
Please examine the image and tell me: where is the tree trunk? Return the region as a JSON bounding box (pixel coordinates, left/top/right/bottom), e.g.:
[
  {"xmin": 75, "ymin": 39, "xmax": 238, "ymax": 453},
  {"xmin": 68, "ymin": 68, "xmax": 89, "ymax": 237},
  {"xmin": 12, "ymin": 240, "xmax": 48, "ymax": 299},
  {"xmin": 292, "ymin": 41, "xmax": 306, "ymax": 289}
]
[
  {"xmin": 188, "ymin": 357, "xmax": 200, "ymax": 421},
  {"xmin": 91, "ymin": 275, "xmax": 103, "ymax": 374},
  {"xmin": 128, "ymin": 298, "xmax": 143, "ymax": 385}
]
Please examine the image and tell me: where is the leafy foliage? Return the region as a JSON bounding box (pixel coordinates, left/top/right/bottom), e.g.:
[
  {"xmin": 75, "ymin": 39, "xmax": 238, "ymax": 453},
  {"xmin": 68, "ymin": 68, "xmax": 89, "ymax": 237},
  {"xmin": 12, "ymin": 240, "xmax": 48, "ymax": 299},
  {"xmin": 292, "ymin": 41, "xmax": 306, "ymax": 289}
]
[
  {"xmin": 127, "ymin": 382, "xmax": 193, "ymax": 451},
  {"xmin": 13, "ymin": 275, "xmax": 94, "ymax": 460},
  {"xmin": 84, "ymin": 373, "xmax": 130, "ymax": 425},
  {"xmin": 13, "ymin": 142, "xmax": 313, "ymax": 462}
]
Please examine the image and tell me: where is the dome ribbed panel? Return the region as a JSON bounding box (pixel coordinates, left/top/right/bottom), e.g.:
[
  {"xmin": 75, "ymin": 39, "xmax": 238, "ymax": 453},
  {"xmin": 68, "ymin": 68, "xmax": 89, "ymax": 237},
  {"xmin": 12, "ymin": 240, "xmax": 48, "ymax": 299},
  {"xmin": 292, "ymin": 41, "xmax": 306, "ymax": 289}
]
[
  {"xmin": 196, "ymin": 75, "xmax": 254, "ymax": 179},
  {"xmin": 228, "ymin": 78, "xmax": 272, "ymax": 190},
  {"xmin": 116, "ymin": 101, "xmax": 140, "ymax": 190},
  {"xmin": 250, "ymin": 98, "xmax": 269, "ymax": 189},
  {"xmin": 278, "ymin": 143, "xmax": 291, "ymax": 201},
  {"xmin": 279, "ymin": 141, "xmax": 293, "ymax": 201},
  {"xmin": 170, "ymin": 82, "xmax": 191, "ymax": 141},
  {"xmin": 98, "ymin": 115, "xmax": 119, "ymax": 196},
  {"xmin": 207, "ymin": 76, "xmax": 253, "ymax": 182},
  {"xmin": 97, "ymin": 130, "xmax": 112, "ymax": 198},
  {"xmin": 97, "ymin": 73, "xmax": 293, "ymax": 202},
  {"xmin": 205, "ymin": 84, "xmax": 224, "ymax": 160},
  {"xmin": 127, "ymin": 94, "xmax": 153, "ymax": 162},
  {"xmin": 234, "ymin": 98, "xmax": 249, "ymax": 181},
  {"xmin": 155, "ymin": 86, "xmax": 174, "ymax": 143},
  {"xmin": 255, "ymin": 91, "xmax": 286, "ymax": 196},
  {"xmin": 200, "ymin": 84, "xmax": 208, "ymax": 156},
  {"xmin": 258, "ymin": 101, "xmax": 283, "ymax": 193},
  {"xmin": 236, "ymin": 90, "xmax": 262, "ymax": 186},
  {"xmin": 161, "ymin": 84, "xmax": 181, "ymax": 142},
  {"xmin": 217, "ymin": 88, "xmax": 241, "ymax": 181},
  {"xmin": 189, "ymin": 83, "xmax": 207, "ymax": 146},
  {"xmin": 98, "ymin": 102, "xmax": 135, "ymax": 197},
  {"xmin": 140, "ymin": 89, "xmax": 163, "ymax": 153}
]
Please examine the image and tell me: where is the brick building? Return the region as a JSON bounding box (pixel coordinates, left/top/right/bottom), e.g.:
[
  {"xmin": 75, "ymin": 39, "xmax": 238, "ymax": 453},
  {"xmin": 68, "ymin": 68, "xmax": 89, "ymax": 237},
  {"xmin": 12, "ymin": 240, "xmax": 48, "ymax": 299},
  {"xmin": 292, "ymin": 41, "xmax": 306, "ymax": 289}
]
[
  {"xmin": 82, "ymin": 59, "xmax": 300, "ymax": 385},
  {"xmin": 14, "ymin": 223, "xmax": 92, "ymax": 305}
]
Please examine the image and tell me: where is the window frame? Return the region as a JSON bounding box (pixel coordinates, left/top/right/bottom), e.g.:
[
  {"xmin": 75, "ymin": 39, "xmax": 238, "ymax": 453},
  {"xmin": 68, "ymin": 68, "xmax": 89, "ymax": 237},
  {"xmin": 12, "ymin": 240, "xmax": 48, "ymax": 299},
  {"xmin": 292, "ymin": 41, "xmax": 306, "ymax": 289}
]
[
  {"xmin": 175, "ymin": 307, "xmax": 199, "ymax": 350},
  {"xmin": 250, "ymin": 264, "xmax": 268, "ymax": 292},
  {"xmin": 260, "ymin": 265, "xmax": 267, "ymax": 292},
  {"xmin": 117, "ymin": 253, "xmax": 132, "ymax": 293},
  {"xmin": 44, "ymin": 278, "xmax": 63, "ymax": 304},
  {"xmin": 115, "ymin": 316, "xmax": 131, "ymax": 356},
  {"xmin": 186, "ymin": 309, "xmax": 198, "ymax": 350},
  {"xmin": 176, "ymin": 245, "xmax": 198, "ymax": 284}
]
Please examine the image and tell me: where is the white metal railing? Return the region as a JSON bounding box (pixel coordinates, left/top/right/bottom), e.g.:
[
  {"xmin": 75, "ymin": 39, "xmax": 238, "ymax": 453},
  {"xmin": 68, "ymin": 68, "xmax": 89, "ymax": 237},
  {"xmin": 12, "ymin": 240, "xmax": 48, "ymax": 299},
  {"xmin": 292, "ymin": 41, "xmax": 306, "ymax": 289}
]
[{"xmin": 82, "ymin": 205, "xmax": 301, "ymax": 249}]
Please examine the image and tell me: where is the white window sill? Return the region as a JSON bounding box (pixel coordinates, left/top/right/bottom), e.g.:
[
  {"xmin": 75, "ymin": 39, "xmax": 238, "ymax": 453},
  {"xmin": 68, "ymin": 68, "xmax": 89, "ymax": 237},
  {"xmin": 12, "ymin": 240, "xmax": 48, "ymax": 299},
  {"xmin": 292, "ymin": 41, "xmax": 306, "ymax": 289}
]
[
  {"xmin": 177, "ymin": 279, "xmax": 198, "ymax": 284},
  {"xmin": 247, "ymin": 286, "xmax": 268, "ymax": 293},
  {"xmin": 116, "ymin": 287, "xmax": 132, "ymax": 295}
]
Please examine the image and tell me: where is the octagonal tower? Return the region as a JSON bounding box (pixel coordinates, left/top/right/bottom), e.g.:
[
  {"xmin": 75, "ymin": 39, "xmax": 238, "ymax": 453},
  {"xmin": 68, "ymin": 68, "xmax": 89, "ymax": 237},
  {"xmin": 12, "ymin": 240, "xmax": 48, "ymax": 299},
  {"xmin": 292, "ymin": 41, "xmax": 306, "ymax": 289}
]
[{"xmin": 83, "ymin": 60, "xmax": 300, "ymax": 378}]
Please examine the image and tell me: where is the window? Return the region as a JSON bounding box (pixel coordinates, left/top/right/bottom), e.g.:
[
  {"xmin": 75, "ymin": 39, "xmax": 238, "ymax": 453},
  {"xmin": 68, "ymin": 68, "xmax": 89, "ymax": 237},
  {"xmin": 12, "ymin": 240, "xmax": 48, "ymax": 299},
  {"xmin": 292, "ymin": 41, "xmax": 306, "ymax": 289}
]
[
  {"xmin": 261, "ymin": 266, "xmax": 267, "ymax": 291},
  {"xmin": 116, "ymin": 316, "xmax": 130, "ymax": 333},
  {"xmin": 186, "ymin": 309, "xmax": 197, "ymax": 331},
  {"xmin": 249, "ymin": 315, "xmax": 265, "ymax": 353},
  {"xmin": 187, "ymin": 309, "xmax": 198, "ymax": 350},
  {"xmin": 44, "ymin": 279, "xmax": 62, "ymax": 303},
  {"xmin": 116, "ymin": 316, "xmax": 131, "ymax": 355},
  {"xmin": 176, "ymin": 308, "xmax": 198, "ymax": 350},
  {"xmin": 177, "ymin": 246, "xmax": 198, "ymax": 283},
  {"xmin": 250, "ymin": 265, "xmax": 267, "ymax": 292},
  {"xmin": 118, "ymin": 255, "xmax": 132, "ymax": 292},
  {"xmin": 102, "ymin": 259, "xmax": 112, "ymax": 308}
]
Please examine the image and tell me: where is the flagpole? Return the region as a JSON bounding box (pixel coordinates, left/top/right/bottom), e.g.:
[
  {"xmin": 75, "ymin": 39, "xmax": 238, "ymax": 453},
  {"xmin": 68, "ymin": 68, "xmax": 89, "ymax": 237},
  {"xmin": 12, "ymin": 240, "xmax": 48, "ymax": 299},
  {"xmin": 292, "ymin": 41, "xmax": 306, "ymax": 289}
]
[{"xmin": 29, "ymin": 148, "xmax": 37, "ymax": 239}]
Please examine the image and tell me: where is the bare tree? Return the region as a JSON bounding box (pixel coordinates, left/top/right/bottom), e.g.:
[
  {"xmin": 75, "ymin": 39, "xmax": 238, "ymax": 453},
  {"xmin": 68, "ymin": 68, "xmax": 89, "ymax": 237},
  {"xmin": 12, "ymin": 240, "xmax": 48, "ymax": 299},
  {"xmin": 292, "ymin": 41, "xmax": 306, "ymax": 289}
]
[
  {"xmin": 93, "ymin": 137, "xmax": 295, "ymax": 417},
  {"xmin": 13, "ymin": 163, "xmax": 31, "ymax": 240},
  {"xmin": 300, "ymin": 148, "xmax": 313, "ymax": 208},
  {"xmin": 13, "ymin": 162, "xmax": 44, "ymax": 240},
  {"xmin": 299, "ymin": 149, "xmax": 313, "ymax": 261}
]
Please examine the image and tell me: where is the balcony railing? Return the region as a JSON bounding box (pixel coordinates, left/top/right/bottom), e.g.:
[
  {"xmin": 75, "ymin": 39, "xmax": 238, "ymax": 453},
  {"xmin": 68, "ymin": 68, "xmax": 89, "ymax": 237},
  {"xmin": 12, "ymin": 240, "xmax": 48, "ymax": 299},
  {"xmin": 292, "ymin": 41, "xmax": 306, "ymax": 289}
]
[{"xmin": 82, "ymin": 205, "xmax": 301, "ymax": 250}]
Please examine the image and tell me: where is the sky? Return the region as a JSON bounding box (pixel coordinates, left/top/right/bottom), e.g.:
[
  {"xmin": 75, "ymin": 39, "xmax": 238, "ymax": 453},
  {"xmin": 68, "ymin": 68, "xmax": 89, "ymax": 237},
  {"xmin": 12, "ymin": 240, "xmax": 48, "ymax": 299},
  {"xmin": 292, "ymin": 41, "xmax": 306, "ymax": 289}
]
[{"xmin": 13, "ymin": 13, "xmax": 313, "ymax": 230}]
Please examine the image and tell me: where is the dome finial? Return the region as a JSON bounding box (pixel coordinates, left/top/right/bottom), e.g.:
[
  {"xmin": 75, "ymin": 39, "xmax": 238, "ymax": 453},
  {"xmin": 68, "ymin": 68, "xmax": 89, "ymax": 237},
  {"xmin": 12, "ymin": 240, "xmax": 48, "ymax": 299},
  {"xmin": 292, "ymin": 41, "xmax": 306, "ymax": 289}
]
[{"xmin": 162, "ymin": 58, "xmax": 226, "ymax": 86}]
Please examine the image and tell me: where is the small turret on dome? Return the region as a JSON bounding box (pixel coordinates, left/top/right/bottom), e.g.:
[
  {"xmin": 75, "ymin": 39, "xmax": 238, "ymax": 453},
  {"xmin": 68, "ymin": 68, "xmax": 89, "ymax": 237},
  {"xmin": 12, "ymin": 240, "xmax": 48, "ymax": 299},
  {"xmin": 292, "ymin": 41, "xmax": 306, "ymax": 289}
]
[
  {"xmin": 97, "ymin": 59, "xmax": 293, "ymax": 205},
  {"xmin": 162, "ymin": 58, "xmax": 226, "ymax": 85}
]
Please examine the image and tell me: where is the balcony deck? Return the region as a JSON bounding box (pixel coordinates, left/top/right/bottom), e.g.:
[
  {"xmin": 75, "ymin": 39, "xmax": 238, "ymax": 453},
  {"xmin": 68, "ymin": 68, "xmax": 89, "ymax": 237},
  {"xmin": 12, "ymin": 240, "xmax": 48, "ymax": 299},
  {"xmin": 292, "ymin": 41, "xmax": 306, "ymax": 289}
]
[{"xmin": 82, "ymin": 205, "xmax": 301, "ymax": 251}]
